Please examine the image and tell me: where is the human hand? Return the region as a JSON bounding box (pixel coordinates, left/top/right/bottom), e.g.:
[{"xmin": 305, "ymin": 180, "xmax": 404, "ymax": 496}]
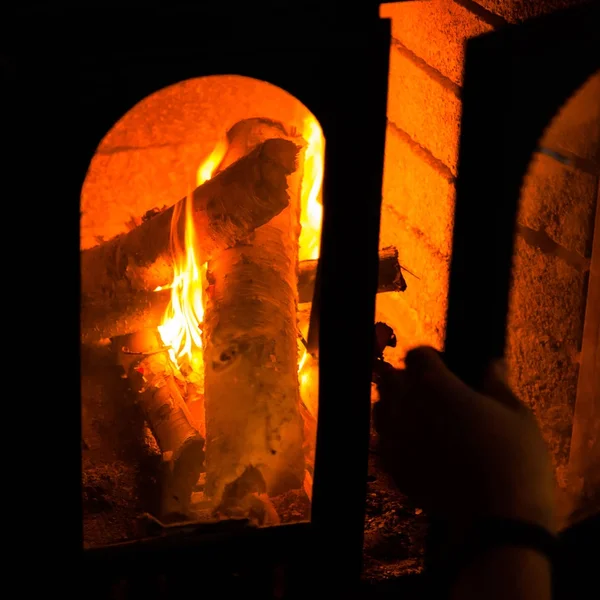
[{"xmin": 373, "ymin": 346, "xmax": 556, "ymax": 533}]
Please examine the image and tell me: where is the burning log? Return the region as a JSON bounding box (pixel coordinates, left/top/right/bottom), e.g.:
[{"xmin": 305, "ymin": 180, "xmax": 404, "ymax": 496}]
[
  {"xmin": 202, "ymin": 119, "xmax": 306, "ymax": 510},
  {"xmin": 81, "ymin": 289, "xmax": 170, "ymax": 346},
  {"xmin": 81, "ymin": 137, "xmax": 300, "ymax": 307},
  {"xmin": 82, "ymin": 248, "xmax": 408, "ymax": 345},
  {"xmin": 113, "ymin": 329, "xmax": 205, "ymax": 519},
  {"xmin": 298, "ymin": 245, "xmax": 407, "ymax": 304}
]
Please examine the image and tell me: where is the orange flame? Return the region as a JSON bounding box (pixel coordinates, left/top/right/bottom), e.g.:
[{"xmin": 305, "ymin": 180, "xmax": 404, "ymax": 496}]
[
  {"xmin": 298, "ymin": 118, "xmax": 324, "ymax": 262},
  {"xmin": 196, "ymin": 138, "xmax": 228, "ymax": 187},
  {"xmin": 156, "ymin": 141, "xmax": 227, "ymax": 375},
  {"xmin": 297, "ymin": 117, "xmax": 324, "ymax": 400},
  {"xmin": 156, "ymin": 120, "xmax": 323, "ymax": 399}
]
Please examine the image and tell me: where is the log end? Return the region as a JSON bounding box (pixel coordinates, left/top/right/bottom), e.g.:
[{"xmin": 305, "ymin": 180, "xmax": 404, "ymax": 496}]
[
  {"xmin": 162, "ymin": 435, "xmax": 206, "ymax": 517},
  {"xmin": 199, "ymin": 138, "xmax": 301, "ymax": 253},
  {"xmin": 259, "ymin": 138, "xmax": 301, "ymax": 175},
  {"xmin": 252, "ymin": 138, "xmax": 301, "ymax": 221},
  {"xmin": 378, "ymin": 246, "xmax": 408, "ymax": 293}
]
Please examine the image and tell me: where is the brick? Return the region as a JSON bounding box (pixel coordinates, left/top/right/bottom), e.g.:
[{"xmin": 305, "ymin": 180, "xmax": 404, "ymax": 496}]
[
  {"xmin": 98, "ymin": 75, "xmax": 308, "ymax": 151},
  {"xmin": 540, "ymin": 71, "xmax": 600, "ymax": 164},
  {"xmin": 381, "ymin": 0, "xmax": 493, "ymax": 87},
  {"xmin": 387, "ymin": 45, "xmax": 462, "ymax": 174},
  {"xmin": 506, "ymin": 237, "xmax": 587, "ymax": 477},
  {"xmin": 379, "ymin": 207, "xmax": 450, "ymax": 351},
  {"xmin": 475, "ymin": 0, "xmax": 590, "ymax": 23},
  {"xmin": 81, "ymin": 142, "xmax": 208, "ymax": 250},
  {"xmin": 82, "ymin": 75, "xmax": 315, "ymax": 250},
  {"xmin": 508, "ymin": 236, "xmax": 587, "ymax": 343},
  {"xmin": 382, "ymin": 124, "xmax": 456, "ymax": 258},
  {"xmin": 518, "ymin": 153, "xmax": 598, "ymax": 257},
  {"xmin": 506, "ymin": 331, "xmax": 578, "ymax": 477}
]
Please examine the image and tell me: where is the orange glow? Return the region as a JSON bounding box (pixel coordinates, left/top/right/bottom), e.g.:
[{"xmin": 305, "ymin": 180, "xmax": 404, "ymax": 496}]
[
  {"xmin": 157, "ymin": 121, "xmax": 324, "ymax": 398},
  {"xmin": 299, "ymin": 351, "xmax": 319, "ymax": 420},
  {"xmin": 298, "ymin": 117, "xmax": 324, "ymax": 262},
  {"xmin": 298, "ymin": 350, "xmax": 308, "ymax": 374},
  {"xmin": 197, "ymin": 138, "xmax": 228, "ymax": 186},
  {"xmin": 156, "ymin": 144, "xmax": 227, "ymax": 376},
  {"xmin": 297, "ymin": 116, "xmax": 324, "ymax": 399}
]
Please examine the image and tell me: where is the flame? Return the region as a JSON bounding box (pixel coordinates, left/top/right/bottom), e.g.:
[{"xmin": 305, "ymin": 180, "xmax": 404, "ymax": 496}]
[
  {"xmin": 155, "ymin": 121, "xmax": 323, "ymax": 401},
  {"xmin": 156, "ymin": 142, "xmax": 227, "ymax": 374},
  {"xmin": 197, "ymin": 138, "xmax": 228, "ymax": 186},
  {"xmin": 297, "ymin": 117, "xmax": 325, "ymax": 403},
  {"xmin": 298, "ymin": 350, "xmax": 308, "ymax": 373},
  {"xmin": 298, "ymin": 117, "xmax": 324, "ymax": 262}
]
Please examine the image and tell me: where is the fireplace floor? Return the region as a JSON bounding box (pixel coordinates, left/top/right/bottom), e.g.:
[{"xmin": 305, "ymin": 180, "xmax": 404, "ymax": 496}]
[
  {"xmin": 363, "ymin": 453, "xmax": 427, "ymax": 582},
  {"xmin": 81, "ymin": 344, "xmax": 163, "ymax": 546},
  {"xmin": 81, "ymin": 343, "xmax": 426, "ymax": 581}
]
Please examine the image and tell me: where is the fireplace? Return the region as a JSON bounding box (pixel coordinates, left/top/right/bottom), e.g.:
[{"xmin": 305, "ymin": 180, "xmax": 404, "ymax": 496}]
[
  {"xmin": 72, "ymin": 5, "xmax": 390, "ymax": 594},
  {"xmin": 14, "ymin": 0, "xmax": 596, "ymax": 596}
]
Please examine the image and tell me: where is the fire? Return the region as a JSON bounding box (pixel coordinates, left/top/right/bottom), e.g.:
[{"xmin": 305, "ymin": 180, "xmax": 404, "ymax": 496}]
[
  {"xmin": 297, "ymin": 117, "xmax": 324, "ymax": 405},
  {"xmin": 196, "ymin": 138, "xmax": 228, "ymax": 186},
  {"xmin": 156, "ymin": 142, "xmax": 227, "ymax": 375},
  {"xmin": 298, "ymin": 118, "xmax": 324, "ymax": 262},
  {"xmin": 156, "ymin": 121, "xmax": 323, "ymax": 397}
]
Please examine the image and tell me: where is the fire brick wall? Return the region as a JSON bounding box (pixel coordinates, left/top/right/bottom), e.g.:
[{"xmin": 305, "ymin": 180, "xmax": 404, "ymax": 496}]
[
  {"xmin": 80, "ymin": 76, "xmax": 311, "ymax": 252},
  {"xmin": 377, "ymin": 0, "xmax": 599, "ymax": 498}
]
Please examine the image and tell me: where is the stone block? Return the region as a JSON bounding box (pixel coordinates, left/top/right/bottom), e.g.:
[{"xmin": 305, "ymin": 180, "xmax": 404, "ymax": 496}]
[
  {"xmin": 476, "ymin": 0, "xmax": 590, "ymax": 23},
  {"xmin": 379, "ymin": 206, "xmax": 450, "ymax": 351},
  {"xmin": 381, "ymin": 0, "xmax": 493, "ymax": 86},
  {"xmin": 81, "ymin": 142, "xmax": 207, "ymax": 250},
  {"xmin": 387, "ymin": 45, "xmax": 462, "ymax": 174},
  {"xmin": 382, "ymin": 123, "xmax": 456, "ymax": 258},
  {"xmin": 519, "ymin": 153, "xmax": 598, "ymax": 257},
  {"xmin": 507, "ymin": 237, "xmax": 587, "ymax": 478},
  {"xmin": 98, "ymin": 75, "xmax": 309, "ymax": 151},
  {"xmin": 81, "ymin": 75, "xmax": 316, "ymax": 250},
  {"xmin": 541, "ymin": 71, "xmax": 600, "ymax": 164}
]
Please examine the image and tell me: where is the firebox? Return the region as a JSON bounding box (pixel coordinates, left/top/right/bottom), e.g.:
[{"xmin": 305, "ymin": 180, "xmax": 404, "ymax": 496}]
[
  {"xmin": 73, "ymin": 4, "xmax": 391, "ymax": 594},
  {"xmin": 21, "ymin": 0, "xmax": 599, "ymax": 596}
]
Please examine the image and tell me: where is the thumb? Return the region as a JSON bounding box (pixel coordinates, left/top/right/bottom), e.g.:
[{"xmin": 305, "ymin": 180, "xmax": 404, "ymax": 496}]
[
  {"xmin": 481, "ymin": 359, "xmax": 524, "ymax": 412},
  {"xmin": 404, "ymin": 345, "xmax": 444, "ymax": 372},
  {"xmin": 405, "ymin": 346, "xmax": 476, "ymax": 403}
]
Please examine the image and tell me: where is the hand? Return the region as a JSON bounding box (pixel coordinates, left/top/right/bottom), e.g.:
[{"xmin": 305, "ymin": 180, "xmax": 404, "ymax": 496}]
[{"xmin": 373, "ymin": 346, "xmax": 556, "ymax": 533}]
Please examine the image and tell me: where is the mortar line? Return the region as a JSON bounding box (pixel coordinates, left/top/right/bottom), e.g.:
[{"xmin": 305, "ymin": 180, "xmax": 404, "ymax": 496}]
[
  {"xmin": 383, "ymin": 201, "xmax": 451, "ymax": 264},
  {"xmin": 391, "ymin": 38, "xmax": 461, "ymax": 99},
  {"xmin": 451, "ymin": 0, "xmax": 509, "ymax": 28},
  {"xmin": 96, "ymin": 142, "xmax": 187, "ymax": 155},
  {"xmin": 516, "ymin": 224, "xmax": 592, "ymax": 273},
  {"xmin": 387, "ymin": 120, "xmax": 456, "ymax": 183},
  {"xmin": 536, "ymin": 146, "xmax": 600, "ymax": 177}
]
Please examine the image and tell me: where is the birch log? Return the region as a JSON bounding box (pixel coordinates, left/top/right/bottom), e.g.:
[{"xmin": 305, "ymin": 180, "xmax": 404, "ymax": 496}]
[
  {"xmin": 82, "ymin": 248, "xmax": 408, "ymax": 345},
  {"xmin": 202, "ymin": 119, "xmax": 306, "ymax": 508},
  {"xmin": 114, "ymin": 329, "xmax": 205, "ymax": 518},
  {"xmin": 81, "ymin": 138, "xmax": 299, "ymax": 307}
]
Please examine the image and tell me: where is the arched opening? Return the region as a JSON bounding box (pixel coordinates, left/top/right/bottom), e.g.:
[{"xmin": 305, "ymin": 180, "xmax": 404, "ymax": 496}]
[
  {"xmin": 72, "ymin": 3, "xmax": 599, "ymax": 585},
  {"xmin": 81, "ymin": 75, "xmax": 325, "ymax": 546},
  {"xmin": 509, "ymin": 71, "xmax": 600, "ymax": 525}
]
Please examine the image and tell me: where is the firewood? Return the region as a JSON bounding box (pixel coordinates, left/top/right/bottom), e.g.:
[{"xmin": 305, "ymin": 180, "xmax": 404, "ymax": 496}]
[
  {"xmin": 113, "ymin": 329, "xmax": 205, "ymax": 519},
  {"xmin": 81, "ymin": 137, "xmax": 300, "ymax": 307},
  {"xmin": 300, "ymin": 401, "xmax": 317, "ymax": 479},
  {"xmin": 202, "ymin": 119, "xmax": 306, "ymax": 509},
  {"xmin": 297, "ymin": 245, "xmax": 407, "ymax": 304},
  {"xmin": 81, "ymin": 289, "xmax": 170, "ymax": 346},
  {"xmin": 82, "ymin": 248, "xmax": 407, "ymax": 345}
]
